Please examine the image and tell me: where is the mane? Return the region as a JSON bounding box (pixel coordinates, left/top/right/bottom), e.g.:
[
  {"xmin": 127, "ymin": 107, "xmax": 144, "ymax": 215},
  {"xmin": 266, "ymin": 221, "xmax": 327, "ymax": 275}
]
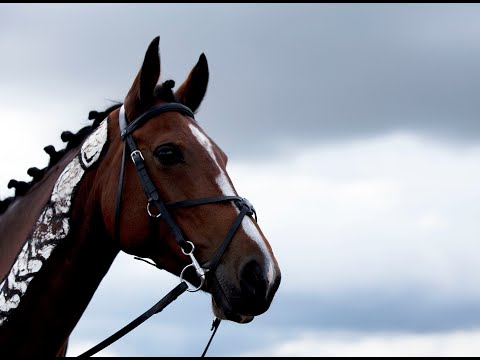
[{"xmin": 0, "ymin": 80, "xmax": 178, "ymax": 215}]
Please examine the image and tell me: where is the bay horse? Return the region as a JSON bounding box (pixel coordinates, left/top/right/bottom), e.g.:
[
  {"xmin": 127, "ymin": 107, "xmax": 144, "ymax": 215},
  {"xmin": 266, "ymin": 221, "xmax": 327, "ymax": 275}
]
[{"xmin": 0, "ymin": 36, "xmax": 281, "ymax": 356}]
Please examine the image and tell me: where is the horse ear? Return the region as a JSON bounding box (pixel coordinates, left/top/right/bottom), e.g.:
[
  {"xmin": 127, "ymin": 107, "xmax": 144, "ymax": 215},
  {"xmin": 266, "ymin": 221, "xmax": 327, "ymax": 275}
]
[
  {"xmin": 175, "ymin": 53, "xmax": 209, "ymax": 113},
  {"xmin": 124, "ymin": 36, "xmax": 161, "ymax": 117}
]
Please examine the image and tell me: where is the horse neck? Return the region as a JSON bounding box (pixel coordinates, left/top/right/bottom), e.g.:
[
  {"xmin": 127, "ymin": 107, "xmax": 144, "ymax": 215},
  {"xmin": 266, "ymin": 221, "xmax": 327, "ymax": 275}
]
[{"xmin": 0, "ymin": 121, "xmax": 120, "ymax": 356}]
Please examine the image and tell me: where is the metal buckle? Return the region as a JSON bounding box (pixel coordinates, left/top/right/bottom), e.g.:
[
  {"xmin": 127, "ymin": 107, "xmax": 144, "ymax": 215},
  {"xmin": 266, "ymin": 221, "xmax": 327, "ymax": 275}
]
[{"xmin": 130, "ymin": 150, "xmax": 144, "ymax": 164}]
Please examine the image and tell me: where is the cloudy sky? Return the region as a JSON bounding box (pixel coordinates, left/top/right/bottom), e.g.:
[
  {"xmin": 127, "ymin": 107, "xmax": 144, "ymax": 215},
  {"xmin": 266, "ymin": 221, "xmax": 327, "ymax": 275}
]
[{"xmin": 1, "ymin": 3, "xmax": 480, "ymax": 357}]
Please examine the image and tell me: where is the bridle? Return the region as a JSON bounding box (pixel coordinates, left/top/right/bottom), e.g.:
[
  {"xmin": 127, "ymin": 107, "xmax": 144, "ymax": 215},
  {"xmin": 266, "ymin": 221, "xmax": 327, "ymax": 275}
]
[
  {"xmin": 79, "ymin": 102, "xmax": 257, "ymax": 357},
  {"xmin": 116, "ymin": 102, "xmax": 257, "ymax": 289}
]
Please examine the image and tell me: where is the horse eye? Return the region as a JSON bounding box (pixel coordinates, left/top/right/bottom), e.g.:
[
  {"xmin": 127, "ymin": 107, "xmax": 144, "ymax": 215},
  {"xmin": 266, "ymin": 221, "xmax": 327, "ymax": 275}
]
[{"xmin": 154, "ymin": 144, "xmax": 184, "ymax": 166}]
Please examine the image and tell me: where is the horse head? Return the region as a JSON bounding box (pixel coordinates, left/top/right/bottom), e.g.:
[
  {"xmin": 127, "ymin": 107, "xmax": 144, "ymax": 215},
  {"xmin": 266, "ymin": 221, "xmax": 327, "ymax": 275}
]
[{"xmin": 98, "ymin": 37, "xmax": 281, "ymax": 323}]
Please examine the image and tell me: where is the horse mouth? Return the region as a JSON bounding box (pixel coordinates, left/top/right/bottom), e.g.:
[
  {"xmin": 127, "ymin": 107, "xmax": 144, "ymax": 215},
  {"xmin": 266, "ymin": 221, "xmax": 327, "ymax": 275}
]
[
  {"xmin": 206, "ymin": 273, "xmax": 268, "ymax": 324},
  {"xmin": 179, "ymin": 260, "xmax": 279, "ymax": 324},
  {"xmin": 176, "ymin": 265, "xmax": 251, "ymax": 322}
]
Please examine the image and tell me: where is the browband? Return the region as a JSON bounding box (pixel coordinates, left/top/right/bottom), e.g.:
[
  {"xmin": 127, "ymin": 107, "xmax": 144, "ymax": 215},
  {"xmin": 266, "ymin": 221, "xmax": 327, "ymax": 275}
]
[{"xmin": 119, "ymin": 103, "xmax": 195, "ymax": 138}]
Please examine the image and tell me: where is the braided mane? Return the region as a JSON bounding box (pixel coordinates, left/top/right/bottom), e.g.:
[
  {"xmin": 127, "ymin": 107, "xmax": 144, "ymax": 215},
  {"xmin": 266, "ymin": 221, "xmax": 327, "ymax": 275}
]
[
  {"xmin": 0, "ymin": 103, "xmax": 121, "ymax": 215},
  {"xmin": 0, "ymin": 81, "xmax": 178, "ymax": 215}
]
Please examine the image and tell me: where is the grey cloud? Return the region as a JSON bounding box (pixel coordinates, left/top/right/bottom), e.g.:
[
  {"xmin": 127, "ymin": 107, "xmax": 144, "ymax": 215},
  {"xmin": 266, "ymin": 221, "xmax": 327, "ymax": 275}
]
[{"xmin": 1, "ymin": 4, "xmax": 480, "ymax": 160}]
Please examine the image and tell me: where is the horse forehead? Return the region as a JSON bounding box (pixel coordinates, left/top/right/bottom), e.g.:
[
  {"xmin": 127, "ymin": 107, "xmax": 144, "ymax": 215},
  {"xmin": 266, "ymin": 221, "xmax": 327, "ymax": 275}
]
[
  {"xmin": 138, "ymin": 112, "xmax": 191, "ymax": 133},
  {"xmin": 129, "ymin": 116, "xmax": 181, "ymax": 147},
  {"xmin": 187, "ymin": 122, "xmax": 226, "ymax": 161},
  {"xmin": 130, "ymin": 114, "xmax": 226, "ymax": 171},
  {"xmin": 138, "ymin": 114, "xmax": 225, "ymax": 158}
]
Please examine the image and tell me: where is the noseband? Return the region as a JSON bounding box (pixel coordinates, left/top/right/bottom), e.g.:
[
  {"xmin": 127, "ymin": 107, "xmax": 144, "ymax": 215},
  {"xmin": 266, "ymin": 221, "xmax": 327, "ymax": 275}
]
[{"xmin": 115, "ymin": 103, "xmax": 257, "ymax": 289}]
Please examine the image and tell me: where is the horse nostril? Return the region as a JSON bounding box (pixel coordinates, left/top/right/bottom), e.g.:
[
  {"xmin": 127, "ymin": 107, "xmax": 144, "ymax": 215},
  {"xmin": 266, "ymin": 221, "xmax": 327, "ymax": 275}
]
[{"xmin": 240, "ymin": 260, "xmax": 268, "ymax": 300}]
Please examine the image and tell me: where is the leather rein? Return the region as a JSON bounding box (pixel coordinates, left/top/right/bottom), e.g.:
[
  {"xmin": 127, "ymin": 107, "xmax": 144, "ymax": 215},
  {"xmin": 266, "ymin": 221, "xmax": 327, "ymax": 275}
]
[{"xmin": 78, "ymin": 103, "xmax": 257, "ymax": 357}]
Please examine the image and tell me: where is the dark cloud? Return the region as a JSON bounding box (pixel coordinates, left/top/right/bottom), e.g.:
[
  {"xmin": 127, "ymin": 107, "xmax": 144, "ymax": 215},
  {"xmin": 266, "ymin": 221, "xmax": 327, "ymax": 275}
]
[{"xmin": 1, "ymin": 4, "xmax": 480, "ymax": 160}]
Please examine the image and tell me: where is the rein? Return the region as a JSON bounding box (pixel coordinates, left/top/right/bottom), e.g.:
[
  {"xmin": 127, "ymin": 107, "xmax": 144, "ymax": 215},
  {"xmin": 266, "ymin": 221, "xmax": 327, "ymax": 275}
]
[{"xmin": 79, "ymin": 103, "xmax": 257, "ymax": 357}]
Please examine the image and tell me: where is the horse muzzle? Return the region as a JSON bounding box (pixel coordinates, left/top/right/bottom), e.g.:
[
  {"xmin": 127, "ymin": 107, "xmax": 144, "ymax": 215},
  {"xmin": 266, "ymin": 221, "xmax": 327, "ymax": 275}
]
[{"xmin": 207, "ymin": 259, "xmax": 281, "ymax": 324}]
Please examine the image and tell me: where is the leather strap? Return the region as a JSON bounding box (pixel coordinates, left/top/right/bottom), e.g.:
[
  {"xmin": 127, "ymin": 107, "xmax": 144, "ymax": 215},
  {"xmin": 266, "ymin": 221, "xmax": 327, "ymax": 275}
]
[
  {"xmin": 166, "ymin": 196, "xmax": 257, "ymax": 222},
  {"xmin": 120, "ymin": 103, "xmax": 195, "ymax": 138},
  {"xmin": 208, "ymin": 205, "xmax": 250, "ymax": 273},
  {"xmin": 201, "ymin": 318, "xmax": 222, "ymax": 357},
  {"xmin": 78, "ymin": 281, "xmax": 189, "ymax": 357}
]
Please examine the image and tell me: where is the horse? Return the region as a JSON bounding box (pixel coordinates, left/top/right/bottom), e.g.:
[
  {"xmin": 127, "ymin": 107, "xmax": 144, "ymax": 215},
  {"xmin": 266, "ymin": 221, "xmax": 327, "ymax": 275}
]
[{"xmin": 0, "ymin": 36, "xmax": 281, "ymax": 356}]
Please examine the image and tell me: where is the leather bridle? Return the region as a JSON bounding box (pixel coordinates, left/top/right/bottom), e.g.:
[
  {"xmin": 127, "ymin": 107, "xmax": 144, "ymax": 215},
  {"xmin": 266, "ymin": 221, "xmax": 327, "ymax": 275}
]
[{"xmin": 79, "ymin": 102, "xmax": 257, "ymax": 357}]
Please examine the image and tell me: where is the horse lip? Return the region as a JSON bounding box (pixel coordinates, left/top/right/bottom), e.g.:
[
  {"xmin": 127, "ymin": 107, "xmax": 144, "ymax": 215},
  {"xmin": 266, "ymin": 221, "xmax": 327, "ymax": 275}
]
[
  {"xmin": 207, "ymin": 274, "xmax": 256, "ymax": 324},
  {"xmin": 211, "ymin": 295, "xmax": 254, "ymax": 324}
]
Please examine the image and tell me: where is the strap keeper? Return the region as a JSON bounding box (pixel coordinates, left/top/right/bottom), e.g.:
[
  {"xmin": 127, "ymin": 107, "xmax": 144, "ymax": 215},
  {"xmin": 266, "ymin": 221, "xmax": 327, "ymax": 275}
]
[{"xmin": 147, "ymin": 193, "xmax": 159, "ymax": 202}]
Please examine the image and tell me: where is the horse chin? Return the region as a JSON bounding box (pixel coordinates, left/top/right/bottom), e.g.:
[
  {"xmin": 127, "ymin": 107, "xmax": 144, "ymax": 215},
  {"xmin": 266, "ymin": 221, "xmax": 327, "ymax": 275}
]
[{"xmin": 211, "ymin": 296, "xmax": 254, "ymax": 324}]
